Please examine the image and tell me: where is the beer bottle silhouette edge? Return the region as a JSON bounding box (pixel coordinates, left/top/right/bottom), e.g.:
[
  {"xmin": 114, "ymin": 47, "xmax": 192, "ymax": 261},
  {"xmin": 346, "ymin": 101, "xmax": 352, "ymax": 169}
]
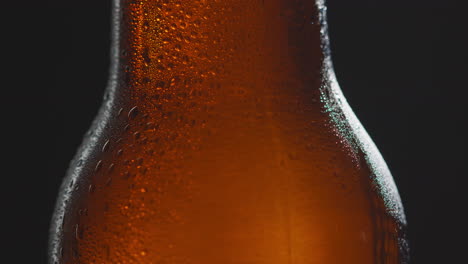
[{"xmin": 50, "ymin": 0, "xmax": 409, "ymax": 263}]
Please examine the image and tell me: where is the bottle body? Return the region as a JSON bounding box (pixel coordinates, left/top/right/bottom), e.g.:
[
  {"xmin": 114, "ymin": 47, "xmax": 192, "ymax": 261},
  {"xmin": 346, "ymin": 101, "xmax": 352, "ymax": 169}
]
[{"xmin": 50, "ymin": 1, "xmax": 408, "ymax": 263}]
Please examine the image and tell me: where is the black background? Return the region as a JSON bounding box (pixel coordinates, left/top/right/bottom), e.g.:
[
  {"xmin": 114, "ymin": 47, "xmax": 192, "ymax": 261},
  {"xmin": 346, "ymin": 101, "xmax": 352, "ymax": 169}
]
[{"xmin": 3, "ymin": 0, "xmax": 467, "ymax": 263}]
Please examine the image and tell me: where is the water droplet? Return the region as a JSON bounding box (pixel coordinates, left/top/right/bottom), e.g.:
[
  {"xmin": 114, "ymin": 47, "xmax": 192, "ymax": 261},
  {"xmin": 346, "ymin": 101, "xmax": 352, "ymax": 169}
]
[
  {"xmin": 140, "ymin": 250, "xmax": 147, "ymax": 256},
  {"xmin": 88, "ymin": 184, "xmax": 95, "ymax": 193},
  {"xmin": 142, "ymin": 77, "xmax": 151, "ymax": 83},
  {"xmin": 156, "ymin": 81, "xmax": 166, "ymax": 89},
  {"xmin": 145, "ymin": 122, "xmax": 154, "ymax": 129},
  {"xmin": 77, "ymin": 159, "xmax": 83, "ymax": 167},
  {"xmin": 108, "ymin": 163, "xmax": 115, "ymax": 173},
  {"xmin": 140, "ymin": 188, "xmax": 147, "ymax": 193},
  {"xmin": 134, "ymin": 131, "xmax": 141, "ymax": 139},
  {"xmin": 128, "ymin": 106, "xmax": 139, "ymax": 119},
  {"xmin": 102, "ymin": 140, "xmax": 110, "ymax": 152},
  {"xmin": 117, "ymin": 149, "xmax": 124, "ymax": 156},
  {"xmin": 117, "ymin": 107, "xmax": 124, "ymax": 116},
  {"xmin": 146, "ymin": 149, "xmax": 154, "ymax": 155},
  {"xmin": 95, "ymin": 160, "xmax": 103, "ymax": 172},
  {"xmin": 75, "ymin": 224, "xmax": 83, "ymax": 240}
]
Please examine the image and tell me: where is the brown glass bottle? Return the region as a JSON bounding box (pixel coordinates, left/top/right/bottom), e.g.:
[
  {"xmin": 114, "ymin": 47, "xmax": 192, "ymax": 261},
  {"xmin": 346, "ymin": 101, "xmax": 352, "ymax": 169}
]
[{"xmin": 50, "ymin": 0, "xmax": 409, "ymax": 263}]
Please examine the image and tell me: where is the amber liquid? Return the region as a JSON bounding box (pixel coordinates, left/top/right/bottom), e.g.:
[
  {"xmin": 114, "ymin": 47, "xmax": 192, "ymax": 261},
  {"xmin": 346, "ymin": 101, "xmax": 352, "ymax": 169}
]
[{"xmin": 50, "ymin": 1, "xmax": 408, "ymax": 263}]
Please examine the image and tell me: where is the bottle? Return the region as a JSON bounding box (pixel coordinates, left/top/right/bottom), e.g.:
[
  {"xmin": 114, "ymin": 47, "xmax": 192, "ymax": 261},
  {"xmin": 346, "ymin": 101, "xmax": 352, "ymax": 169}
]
[{"xmin": 49, "ymin": 0, "xmax": 409, "ymax": 263}]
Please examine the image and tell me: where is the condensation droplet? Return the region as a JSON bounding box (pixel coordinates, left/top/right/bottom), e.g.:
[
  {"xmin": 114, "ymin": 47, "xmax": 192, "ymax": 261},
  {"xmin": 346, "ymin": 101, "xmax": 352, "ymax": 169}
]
[
  {"xmin": 95, "ymin": 160, "xmax": 103, "ymax": 172},
  {"xmin": 108, "ymin": 163, "xmax": 115, "ymax": 173},
  {"xmin": 128, "ymin": 106, "xmax": 139, "ymax": 119},
  {"xmin": 102, "ymin": 140, "xmax": 110, "ymax": 152},
  {"xmin": 156, "ymin": 81, "xmax": 165, "ymax": 89},
  {"xmin": 134, "ymin": 131, "xmax": 141, "ymax": 139},
  {"xmin": 88, "ymin": 184, "xmax": 95, "ymax": 193},
  {"xmin": 145, "ymin": 122, "xmax": 154, "ymax": 129},
  {"xmin": 117, "ymin": 107, "xmax": 124, "ymax": 116},
  {"xmin": 75, "ymin": 224, "xmax": 83, "ymax": 240}
]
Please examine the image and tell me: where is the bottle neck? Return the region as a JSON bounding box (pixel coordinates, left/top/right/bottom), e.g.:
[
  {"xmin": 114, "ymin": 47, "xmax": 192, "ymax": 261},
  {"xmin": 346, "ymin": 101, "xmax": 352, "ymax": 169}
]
[{"xmin": 108, "ymin": 0, "xmax": 333, "ymax": 102}]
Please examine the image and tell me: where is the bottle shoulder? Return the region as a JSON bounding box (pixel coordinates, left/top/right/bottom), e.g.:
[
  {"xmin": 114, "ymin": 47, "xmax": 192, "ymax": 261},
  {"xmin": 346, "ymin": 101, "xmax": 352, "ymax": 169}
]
[
  {"xmin": 50, "ymin": 77, "xmax": 408, "ymax": 263},
  {"xmin": 319, "ymin": 68, "xmax": 406, "ymax": 226}
]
